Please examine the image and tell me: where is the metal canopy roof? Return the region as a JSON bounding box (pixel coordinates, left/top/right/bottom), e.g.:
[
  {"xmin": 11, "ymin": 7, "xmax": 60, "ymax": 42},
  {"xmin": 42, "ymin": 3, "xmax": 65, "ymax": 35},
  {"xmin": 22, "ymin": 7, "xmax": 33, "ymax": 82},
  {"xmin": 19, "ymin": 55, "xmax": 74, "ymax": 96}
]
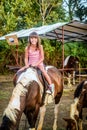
[
  {"xmin": 0, "ymin": 20, "xmax": 87, "ymax": 42},
  {"xmin": 41, "ymin": 20, "xmax": 87, "ymax": 42}
]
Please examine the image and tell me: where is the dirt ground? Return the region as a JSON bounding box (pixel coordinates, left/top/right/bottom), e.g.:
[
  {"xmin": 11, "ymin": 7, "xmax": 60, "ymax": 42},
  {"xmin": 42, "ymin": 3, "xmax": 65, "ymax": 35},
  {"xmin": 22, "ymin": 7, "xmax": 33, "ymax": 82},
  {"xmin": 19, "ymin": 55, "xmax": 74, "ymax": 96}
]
[{"xmin": 0, "ymin": 74, "xmax": 87, "ymax": 130}]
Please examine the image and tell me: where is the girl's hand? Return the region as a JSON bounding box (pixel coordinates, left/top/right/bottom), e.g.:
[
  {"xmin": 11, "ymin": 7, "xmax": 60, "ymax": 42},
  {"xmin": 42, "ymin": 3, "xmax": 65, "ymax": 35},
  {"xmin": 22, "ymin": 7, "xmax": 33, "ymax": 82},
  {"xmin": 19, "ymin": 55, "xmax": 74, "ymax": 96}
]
[
  {"xmin": 25, "ymin": 64, "xmax": 29, "ymax": 68},
  {"xmin": 31, "ymin": 63, "xmax": 38, "ymax": 67},
  {"xmin": 18, "ymin": 66, "xmax": 26, "ymax": 72}
]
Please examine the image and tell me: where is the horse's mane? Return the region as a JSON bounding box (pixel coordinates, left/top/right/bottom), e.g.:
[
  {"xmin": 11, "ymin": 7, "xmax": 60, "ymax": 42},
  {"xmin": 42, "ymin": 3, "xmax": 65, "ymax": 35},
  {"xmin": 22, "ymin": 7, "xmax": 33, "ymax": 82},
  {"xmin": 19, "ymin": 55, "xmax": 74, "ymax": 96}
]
[
  {"xmin": 74, "ymin": 80, "xmax": 86, "ymax": 98},
  {"xmin": 64, "ymin": 55, "xmax": 71, "ymax": 66}
]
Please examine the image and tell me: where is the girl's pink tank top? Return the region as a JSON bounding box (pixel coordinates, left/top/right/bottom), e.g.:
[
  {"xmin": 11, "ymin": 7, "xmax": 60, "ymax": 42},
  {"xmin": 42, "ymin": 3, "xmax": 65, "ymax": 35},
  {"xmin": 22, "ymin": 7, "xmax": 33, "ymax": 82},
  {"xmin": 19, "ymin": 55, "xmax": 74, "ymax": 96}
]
[{"xmin": 28, "ymin": 49, "xmax": 43, "ymax": 67}]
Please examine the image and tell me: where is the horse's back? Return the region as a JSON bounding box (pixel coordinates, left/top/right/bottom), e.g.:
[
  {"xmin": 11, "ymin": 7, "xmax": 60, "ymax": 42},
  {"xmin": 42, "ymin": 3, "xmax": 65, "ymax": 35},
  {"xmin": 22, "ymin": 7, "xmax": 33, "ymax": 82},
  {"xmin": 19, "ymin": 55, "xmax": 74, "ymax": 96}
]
[
  {"xmin": 46, "ymin": 66, "xmax": 63, "ymax": 98},
  {"xmin": 46, "ymin": 66, "xmax": 63, "ymax": 80}
]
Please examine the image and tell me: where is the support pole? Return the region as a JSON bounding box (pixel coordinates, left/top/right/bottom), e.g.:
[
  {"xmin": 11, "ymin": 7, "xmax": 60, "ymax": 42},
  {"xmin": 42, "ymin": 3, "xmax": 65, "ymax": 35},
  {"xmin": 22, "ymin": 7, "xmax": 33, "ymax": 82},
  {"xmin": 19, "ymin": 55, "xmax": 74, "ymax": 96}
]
[
  {"xmin": 62, "ymin": 26, "xmax": 64, "ymax": 84},
  {"xmin": 16, "ymin": 45, "xmax": 19, "ymax": 65}
]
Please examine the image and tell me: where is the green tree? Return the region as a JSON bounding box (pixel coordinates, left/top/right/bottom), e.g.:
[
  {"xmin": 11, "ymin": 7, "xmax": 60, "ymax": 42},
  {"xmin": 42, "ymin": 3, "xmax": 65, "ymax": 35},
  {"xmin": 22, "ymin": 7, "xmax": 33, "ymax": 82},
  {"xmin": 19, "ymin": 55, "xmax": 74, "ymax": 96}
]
[
  {"xmin": 63, "ymin": 0, "xmax": 77, "ymax": 21},
  {"xmin": 0, "ymin": 0, "xmax": 65, "ymax": 35},
  {"xmin": 64, "ymin": 42, "xmax": 87, "ymax": 68},
  {"xmin": 63, "ymin": 0, "xmax": 87, "ymax": 22},
  {"xmin": 0, "ymin": 0, "xmax": 39, "ymax": 35},
  {"xmin": 35, "ymin": 0, "xmax": 63, "ymax": 25},
  {"xmin": 74, "ymin": 0, "xmax": 87, "ymax": 22}
]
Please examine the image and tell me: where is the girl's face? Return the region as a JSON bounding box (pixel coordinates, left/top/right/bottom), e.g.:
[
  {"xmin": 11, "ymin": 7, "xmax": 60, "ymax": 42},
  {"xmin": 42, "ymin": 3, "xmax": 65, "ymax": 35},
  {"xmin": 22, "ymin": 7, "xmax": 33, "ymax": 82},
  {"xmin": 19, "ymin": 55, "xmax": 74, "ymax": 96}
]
[{"xmin": 30, "ymin": 37, "xmax": 38, "ymax": 45}]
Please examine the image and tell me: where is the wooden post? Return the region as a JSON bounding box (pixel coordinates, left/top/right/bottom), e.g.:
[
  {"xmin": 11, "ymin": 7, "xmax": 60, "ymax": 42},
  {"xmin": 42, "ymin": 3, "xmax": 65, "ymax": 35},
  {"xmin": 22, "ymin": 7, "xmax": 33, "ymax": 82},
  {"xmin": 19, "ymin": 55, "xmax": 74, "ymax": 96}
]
[
  {"xmin": 5, "ymin": 35, "xmax": 19, "ymax": 66},
  {"xmin": 62, "ymin": 26, "xmax": 64, "ymax": 85}
]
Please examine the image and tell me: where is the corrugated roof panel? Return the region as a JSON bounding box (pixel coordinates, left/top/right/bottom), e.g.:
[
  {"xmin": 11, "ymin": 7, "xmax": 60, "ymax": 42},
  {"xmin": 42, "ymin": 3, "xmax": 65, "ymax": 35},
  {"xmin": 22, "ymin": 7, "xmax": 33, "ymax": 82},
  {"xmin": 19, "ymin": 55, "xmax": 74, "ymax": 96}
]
[{"xmin": 0, "ymin": 21, "xmax": 87, "ymax": 42}]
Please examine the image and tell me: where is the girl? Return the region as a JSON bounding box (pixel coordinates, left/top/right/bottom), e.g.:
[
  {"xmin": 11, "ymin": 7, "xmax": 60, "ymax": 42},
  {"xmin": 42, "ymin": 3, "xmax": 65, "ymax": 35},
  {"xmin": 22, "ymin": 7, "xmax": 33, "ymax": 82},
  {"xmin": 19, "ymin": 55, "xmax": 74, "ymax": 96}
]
[{"xmin": 19, "ymin": 32, "xmax": 54, "ymax": 94}]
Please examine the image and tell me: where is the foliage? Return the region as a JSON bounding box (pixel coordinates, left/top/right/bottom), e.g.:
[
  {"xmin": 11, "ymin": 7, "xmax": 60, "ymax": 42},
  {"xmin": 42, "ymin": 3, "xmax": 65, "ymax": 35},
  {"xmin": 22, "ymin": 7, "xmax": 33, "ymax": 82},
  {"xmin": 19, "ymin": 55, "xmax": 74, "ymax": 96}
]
[
  {"xmin": 63, "ymin": 0, "xmax": 87, "ymax": 22},
  {"xmin": 0, "ymin": 0, "xmax": 87, "ymax": 74},
  {"xmin": 0, "ymin": 39, "xmax": 27, "ymax": 73},
  {"xmin": 42, "ymin": 39, "xmax": 63, "ymax": 68},
  {"xmin": 0, "ymin": 0, "xmax": 64, "ymax": 36},
  {"xmin": 35, "ymin": 0, "xmax": 64, "ymax": 25},
  {"xmin": 75, "ymin": 0, "xmax": 87, "ymax": 22},
  {"xmin": 64, "ymin": 42, "xmax": 87, "ymax": 68}
]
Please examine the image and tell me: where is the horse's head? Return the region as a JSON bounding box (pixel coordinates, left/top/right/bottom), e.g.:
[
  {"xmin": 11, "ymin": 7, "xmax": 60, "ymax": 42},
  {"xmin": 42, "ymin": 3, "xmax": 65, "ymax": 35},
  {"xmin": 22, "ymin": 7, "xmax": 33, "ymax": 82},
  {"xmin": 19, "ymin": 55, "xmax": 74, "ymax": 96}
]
[
  {"xmin": 64, "ymin": 56, "xmax": 79, "ymax": 75},
  {"xmin": 0, "ymin": 115, "xmax": 13, "ymax": 130},
  {"xmin": 69, "ymin": 56, "xmax": 79, "ymax": 69}
]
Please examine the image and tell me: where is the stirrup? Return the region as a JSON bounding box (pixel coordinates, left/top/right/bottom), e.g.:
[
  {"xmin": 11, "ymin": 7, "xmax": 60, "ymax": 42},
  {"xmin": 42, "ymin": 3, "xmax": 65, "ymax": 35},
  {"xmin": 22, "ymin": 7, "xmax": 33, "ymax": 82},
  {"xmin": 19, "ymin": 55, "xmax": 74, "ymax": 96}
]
[
  {"xmin": 46, "ymin": 89, "xmax": 52, "ymax": 94},
  {"xmin": 46, "ymin": 83, "xmax": 54, "ymax": 94},
  {"xmin": 49, "ymin": 84, "xmax": 54, "ymax": 93}
]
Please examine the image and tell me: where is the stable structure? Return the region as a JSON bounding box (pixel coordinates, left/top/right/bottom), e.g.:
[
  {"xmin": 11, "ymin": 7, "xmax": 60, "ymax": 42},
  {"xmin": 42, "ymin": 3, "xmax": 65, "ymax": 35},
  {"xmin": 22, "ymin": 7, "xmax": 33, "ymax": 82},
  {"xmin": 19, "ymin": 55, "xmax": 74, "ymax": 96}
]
[
  {"xmin": 0, "ymin": 20, "xmax": 87, "ymax": 68},
  {"xmin": 0, "ymin": 20, "xmax": 87, "ymax": 41}
]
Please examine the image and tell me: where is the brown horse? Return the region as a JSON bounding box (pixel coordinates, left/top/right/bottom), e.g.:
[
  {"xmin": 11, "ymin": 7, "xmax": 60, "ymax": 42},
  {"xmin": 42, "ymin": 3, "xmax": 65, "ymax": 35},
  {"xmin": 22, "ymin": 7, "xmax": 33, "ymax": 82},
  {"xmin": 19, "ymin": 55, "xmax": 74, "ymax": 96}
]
[
  {"xmin": 64, "ymin": 80, "xmax": 87, "ymax": 130},
  {"xmin": 64, "ymin": 55, "xmax": 79, "ymax": 86},
  {"xmin": 0, "ymin": 66, "xmax": 63, "ymax": 130}
]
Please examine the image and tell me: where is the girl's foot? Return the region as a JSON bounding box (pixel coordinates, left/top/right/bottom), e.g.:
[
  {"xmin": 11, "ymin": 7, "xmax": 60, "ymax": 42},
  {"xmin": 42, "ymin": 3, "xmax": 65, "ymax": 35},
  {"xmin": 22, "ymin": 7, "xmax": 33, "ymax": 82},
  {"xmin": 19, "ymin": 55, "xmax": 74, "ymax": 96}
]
[{"xmin": 46, "ymin": 84, "xmax": 54, "ymax": 94}]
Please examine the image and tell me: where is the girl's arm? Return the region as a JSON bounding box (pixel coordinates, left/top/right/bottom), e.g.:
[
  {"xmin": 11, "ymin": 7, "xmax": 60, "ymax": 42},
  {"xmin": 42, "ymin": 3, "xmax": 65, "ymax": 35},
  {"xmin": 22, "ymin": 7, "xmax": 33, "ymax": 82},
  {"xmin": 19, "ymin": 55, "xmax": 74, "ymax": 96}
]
[
  {"xmin": 17, "ymin": 46, "xmax": 29, "ymax": 72},
  {"xmin": 25, "ymin": 46, "xmax": 29, "ymax": 67}
]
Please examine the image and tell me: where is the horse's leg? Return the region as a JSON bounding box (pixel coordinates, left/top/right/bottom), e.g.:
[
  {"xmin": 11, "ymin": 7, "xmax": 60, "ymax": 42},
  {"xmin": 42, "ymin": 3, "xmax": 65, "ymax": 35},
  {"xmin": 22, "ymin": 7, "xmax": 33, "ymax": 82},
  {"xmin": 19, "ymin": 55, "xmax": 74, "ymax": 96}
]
[
  {"xmin": 25, "ymin": 103, "xmax": 40, "ymax": 130},
  {"xmin": 53, "ymin": 91, "xmax": 63, "ymax": 130},
  {"xmin": 70, "ymin": 98, "xmax": 79, "ymax": 119},
  {"xmin": 67, "ymin": 73, "xmax": 72, "ymax": 88},
  {"xmin": 37, "ymin": 105, "xmax": 46, "ymax": 130},
  {"xmin": 73, "ymin": 71, "xmax": 75, "ymax": 85},
  {"xmin": 78, "ymin": 119, "xmax": 83, "ymax": 130},
  {"xmin": 78, "ymin": 109, "xmax": 83, "ymax": 130},
  {"xmin": 53, "ymin": 104, "xmax": 59, "ymax": 130}
]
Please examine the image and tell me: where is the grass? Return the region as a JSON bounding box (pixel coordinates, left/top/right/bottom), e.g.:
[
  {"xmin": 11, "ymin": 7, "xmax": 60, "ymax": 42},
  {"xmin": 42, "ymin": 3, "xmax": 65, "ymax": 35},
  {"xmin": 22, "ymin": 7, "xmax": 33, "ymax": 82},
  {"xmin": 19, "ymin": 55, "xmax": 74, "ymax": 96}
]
[{"xmin": 0, "ymin": 90, "xmax": 11, "ymax": 99}]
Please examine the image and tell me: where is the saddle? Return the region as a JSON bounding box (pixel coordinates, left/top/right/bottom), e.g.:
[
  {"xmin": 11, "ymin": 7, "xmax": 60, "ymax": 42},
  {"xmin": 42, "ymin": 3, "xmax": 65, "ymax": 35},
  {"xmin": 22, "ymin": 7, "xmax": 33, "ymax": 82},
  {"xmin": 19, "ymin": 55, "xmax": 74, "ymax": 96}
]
[
  {"xmin": 36, "ymin": 67, "xmax": 49, "ymax": 90},
  {"xmin": 13, "ymin": 66, "xmax": 48, "ymax": 90}
]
